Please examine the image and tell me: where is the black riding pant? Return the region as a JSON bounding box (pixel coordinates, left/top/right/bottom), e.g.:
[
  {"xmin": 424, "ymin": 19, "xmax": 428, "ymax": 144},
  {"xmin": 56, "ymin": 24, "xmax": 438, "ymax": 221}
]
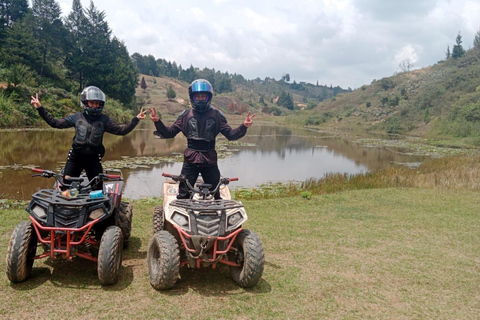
[
  {"xmin": 63, "ymin": 148, "xmax": 103, "ymax": 190},
  {"xmin": 177, "ymin": 162, "xmax": 221, "ymax": 199}
]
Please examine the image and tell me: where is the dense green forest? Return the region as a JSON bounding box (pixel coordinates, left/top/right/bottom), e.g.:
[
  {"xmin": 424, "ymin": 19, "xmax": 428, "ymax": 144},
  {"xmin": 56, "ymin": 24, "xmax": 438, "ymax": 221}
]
[
  {"xmin": 0, "ymin": 0, "xmax": 140, "ymax": 126},
  {"xmin": 0, "ymin": 0, "xmax": 137, "ymax": 103}
]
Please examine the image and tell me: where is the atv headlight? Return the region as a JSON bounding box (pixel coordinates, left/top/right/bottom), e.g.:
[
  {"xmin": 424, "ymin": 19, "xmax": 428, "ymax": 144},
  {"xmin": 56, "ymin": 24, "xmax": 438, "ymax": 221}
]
[
  {"xmin": 89, "ymin": 208, "xmax": 105, "ymax": 220},
  {"xmin": 32, "ymin": 205, "xmax": 46, "ymax": 219},
  {"xmin": 172, "ymin": 211, "xmax": 189, "ymax": 229},
  {"xmin": 226, "ymin": 211, "xmax": 246, "ymax": 231}
]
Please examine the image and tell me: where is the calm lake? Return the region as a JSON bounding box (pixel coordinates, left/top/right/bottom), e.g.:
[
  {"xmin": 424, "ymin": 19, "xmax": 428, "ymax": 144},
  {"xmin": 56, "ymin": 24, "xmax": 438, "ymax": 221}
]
[{"xmin": 0, "ymin": 121, "xmax": 426, "ymax": 200}]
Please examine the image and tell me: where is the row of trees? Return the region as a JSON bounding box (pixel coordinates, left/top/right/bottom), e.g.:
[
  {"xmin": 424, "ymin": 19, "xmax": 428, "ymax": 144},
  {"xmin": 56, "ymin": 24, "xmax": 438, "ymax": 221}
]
[
  {"xmin": 276, "ymin": 90, "xmax": 294, "ymax": 110},
  {"xmin": 131, "ymin": 53, "xmax": 234, "ymax": 94},
  {"xmin": 130, "ymin": 52, "xmax": 349, "ymax": 103},
  {"xmin": 0, "ymin": 0, "xmax": 137, "ymax": 105}
]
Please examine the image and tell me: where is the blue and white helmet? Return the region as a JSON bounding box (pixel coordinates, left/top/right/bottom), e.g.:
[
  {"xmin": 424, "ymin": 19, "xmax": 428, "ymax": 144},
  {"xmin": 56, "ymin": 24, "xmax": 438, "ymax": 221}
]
[{"xmin": 188, "ymin": 79, "xmax": 213, "ymax": 112}]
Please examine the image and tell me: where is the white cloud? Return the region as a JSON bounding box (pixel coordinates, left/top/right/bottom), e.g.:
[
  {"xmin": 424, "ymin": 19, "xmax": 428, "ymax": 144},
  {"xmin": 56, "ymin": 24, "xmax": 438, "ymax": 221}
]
[
  {"xmin": 462, "ymin": 1, "xmax": 480, "ymax": 34},
  {"xmin": 395, "ymin": 45, "xmax": 419, "ymax": 65},
  {"xmin": 53, "ymin": 0, "xmax": 480, "ymax": 88},
  {"xmin": 190, "ymin": 7, "xmax": 205, "ymax": 18}
]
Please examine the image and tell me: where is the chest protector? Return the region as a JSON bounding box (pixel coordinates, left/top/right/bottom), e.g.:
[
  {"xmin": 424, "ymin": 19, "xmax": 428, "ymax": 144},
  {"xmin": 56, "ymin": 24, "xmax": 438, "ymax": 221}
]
[
  {"xmin": 73, "ymin": 114, "xmax": 104, "ymax": 151},
  {"xmin": 184, "ymin": 109, "xmax": 219, "ymax": 151}
]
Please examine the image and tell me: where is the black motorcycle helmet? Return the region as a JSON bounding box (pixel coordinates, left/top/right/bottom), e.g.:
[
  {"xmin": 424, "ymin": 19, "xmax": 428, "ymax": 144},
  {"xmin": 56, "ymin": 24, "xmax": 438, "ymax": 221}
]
[
  {"xmin": 188, "ymin": 79, "xmax": 213, "ymax": 112},
  {"xmin": 81, "ymin": 86, "xmax": 106, "ymax": 116}
]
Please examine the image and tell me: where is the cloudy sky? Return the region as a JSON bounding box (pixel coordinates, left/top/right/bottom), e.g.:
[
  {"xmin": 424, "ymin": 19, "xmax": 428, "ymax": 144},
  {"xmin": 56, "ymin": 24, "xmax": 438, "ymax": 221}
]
[{"xmin": 53, "ymin": 0, "xmax": 480, "ymax": 89}]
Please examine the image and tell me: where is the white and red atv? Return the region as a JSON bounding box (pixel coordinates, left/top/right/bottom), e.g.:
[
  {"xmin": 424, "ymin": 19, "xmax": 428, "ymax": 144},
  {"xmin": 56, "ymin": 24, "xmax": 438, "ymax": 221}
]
[{"xmin": 147, "ymin": 173, "xmax": 264, "ymax": 290}]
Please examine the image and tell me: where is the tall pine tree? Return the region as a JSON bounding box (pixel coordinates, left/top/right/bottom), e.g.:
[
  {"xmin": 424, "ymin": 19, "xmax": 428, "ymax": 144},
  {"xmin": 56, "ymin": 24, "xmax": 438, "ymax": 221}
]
[
  {"xmin": 104, "ymin": 37, "xmax": 138, "ymax": 105},
  {"xmin": 452, "ymin": 32, "xmax": 465, "ymax": 59},
  {"xmin": 82, "ymin": 1, "xmax": 111, "ymax": 88},
  {"xmin": 0, "ymin": 0, "xmax": 29, "ymax": 29},
  {"xmin": 31, "ymin": 0, "xmax": 65, "ymax": 77},
  {"xmin": 64, "ymin": 0, "xmax": 89, "ymax": 91},
  {"xmin": 1, "ymin": 15, "xmax": 42, "ymax": 74},
  {"xmin": 474, "ymin": 28, "xmax": 480, "ymax": 50}
]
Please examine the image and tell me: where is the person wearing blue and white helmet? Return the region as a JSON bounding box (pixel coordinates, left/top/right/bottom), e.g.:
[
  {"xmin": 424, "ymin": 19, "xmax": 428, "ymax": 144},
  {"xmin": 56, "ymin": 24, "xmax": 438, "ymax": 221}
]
[{"xmin": 149, "ymin": 79, "xmax": 255, "ymax": 199}]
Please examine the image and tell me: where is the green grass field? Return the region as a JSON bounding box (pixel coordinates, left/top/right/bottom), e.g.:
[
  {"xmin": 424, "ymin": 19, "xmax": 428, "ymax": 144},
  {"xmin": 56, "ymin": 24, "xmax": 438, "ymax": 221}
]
[{"xmin": 1, "ymin": 187, "xmax": 479, "ymax": 319}]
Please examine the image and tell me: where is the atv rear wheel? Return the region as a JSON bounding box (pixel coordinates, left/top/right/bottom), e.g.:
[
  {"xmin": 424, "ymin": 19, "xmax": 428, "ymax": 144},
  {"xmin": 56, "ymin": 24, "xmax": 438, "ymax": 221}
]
[
  {"xmin": 152, "ymin": 205, "xmax": 164, "ymax": 234},
  {"xmin": 97, "ymin": 226, "xmax": 123, "ymax": 285},
  {"xmin": 115, "ymin": 201, "xmax": 133, "ymax": 248},
  {"xmin": 6, "ymin": 221, "xmax": 38, "ymax": 283},
  {"xmin": 229, "ymin": 229, "xmax": 264, "ymax": 288},
  {"xmin": 147, "ymin": 230, "xmax": 180, "ymax": 290}
]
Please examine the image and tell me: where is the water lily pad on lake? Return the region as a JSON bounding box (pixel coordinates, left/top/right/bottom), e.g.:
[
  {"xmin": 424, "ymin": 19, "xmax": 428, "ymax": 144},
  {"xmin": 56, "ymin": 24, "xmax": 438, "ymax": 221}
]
[
  {"xmin": 355, "ymin": 137, "xmax": 478, "ymax": 158},
  {"xmin": 102, "ymin": 155, "xmax": 183, "ymax": 170}
]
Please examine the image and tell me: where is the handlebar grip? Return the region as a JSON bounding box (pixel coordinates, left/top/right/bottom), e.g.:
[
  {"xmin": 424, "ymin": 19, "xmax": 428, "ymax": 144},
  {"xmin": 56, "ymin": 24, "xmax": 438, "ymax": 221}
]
[
  {"xmin": 65, "ymin": 177, "xmax": 84, "ymax": 182},
  {"xmin": 106, "ymin": 174, "xmax": 121, "ymax": 179},
  {"xmin": 162, "ymin": 173, "xmax": 174, "ymax": 178},
  {"xmin": 229, "ymin": 177, "xmax": 239, "ymax": 182},
  {"xmin": 32, "ymin": 168, "xmax": 44, "ymax": 173}
]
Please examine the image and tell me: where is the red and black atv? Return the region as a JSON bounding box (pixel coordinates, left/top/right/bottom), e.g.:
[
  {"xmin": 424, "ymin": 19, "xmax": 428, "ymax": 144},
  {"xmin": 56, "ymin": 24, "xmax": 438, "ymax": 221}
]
[
  {"xmin": 147, "ymin": 173, "xmax": 264, "ymax": 290},
  {"xmin": 6, "ymin": 168, "xmax": 132, "ymax": 285}
]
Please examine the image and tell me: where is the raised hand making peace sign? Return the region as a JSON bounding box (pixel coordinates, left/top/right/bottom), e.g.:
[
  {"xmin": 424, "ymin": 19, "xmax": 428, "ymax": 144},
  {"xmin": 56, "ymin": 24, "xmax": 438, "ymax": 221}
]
[
  {"xmin": 243, "ymin": 111, "xmax": 256, "ymax": 128},
  {"xmin": 136, "ymin": 107, "xmax": 147, "ymax": 120},
  {"xmin": 148, "ymin": 107, "xmax": 160, "ymax": 122},
  {"xmin": 31, "ymin": 93, "xmax": 41, "ymax": 109}
]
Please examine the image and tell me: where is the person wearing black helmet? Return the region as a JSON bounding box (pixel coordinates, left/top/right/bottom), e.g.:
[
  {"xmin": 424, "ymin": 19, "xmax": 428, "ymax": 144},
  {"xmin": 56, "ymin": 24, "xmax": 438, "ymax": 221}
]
[
  {"xmin": 148, "ymin": 79, "xmax": 256, "ymax": 199},
  {"xmin": 31, "ymin": 86, "xmax": 146, "ymax": 187}
]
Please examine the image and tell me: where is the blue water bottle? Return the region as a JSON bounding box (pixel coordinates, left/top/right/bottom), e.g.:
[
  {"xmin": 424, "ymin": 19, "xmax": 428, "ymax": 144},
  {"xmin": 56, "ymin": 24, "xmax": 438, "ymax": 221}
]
[{"xmin": 90, "ymin": 190, "xmax": 104, "ymax": 198}]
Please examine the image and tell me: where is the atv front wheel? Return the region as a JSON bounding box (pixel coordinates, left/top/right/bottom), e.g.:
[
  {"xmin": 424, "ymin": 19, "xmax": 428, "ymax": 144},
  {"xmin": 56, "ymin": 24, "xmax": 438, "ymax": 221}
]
[
  {"xmin": 152, "ymin": 205, "xmax": 164, "ymax": 234},
  {"xmin": 147, "ymin": 230, "xmax": 180, "ymax": 290},
  {"xmin": 97, "ymin": 226, "xmax": 123, "ymax": 285},
  {"xmin": 229, "ymin": 229, "xmax": 264, "ymax": 288},
  {"xmin": 115, "ymin": 201, "xmax": 133, "ymax": 248},
  {"xmin": 6, "ymin": 220, "xmax": 38, "ymax": 283}
]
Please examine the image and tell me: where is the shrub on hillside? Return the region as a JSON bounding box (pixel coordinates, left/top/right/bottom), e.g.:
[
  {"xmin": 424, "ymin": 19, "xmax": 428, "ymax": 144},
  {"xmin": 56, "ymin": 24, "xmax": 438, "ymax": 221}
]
[
  {"xmin": 0, "ymin": 92, "xmax": 16, "ymax": 126},
  {"xmin": 384, "ymin": 116, "xmax": 404, "ymax": 134},
  {"xmin": 379, "ymin": 78, "xmax": 395, "ymax": 91}
]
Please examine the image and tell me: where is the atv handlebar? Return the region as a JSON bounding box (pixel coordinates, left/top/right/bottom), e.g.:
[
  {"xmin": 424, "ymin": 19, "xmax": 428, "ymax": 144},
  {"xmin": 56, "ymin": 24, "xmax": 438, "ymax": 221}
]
[
  {"xmin": 162, "ymin": 173, "xmax": 238, "ymax": 183},
  {"xmin": 32, "ymin": 168, "xmax": 122, "ymax": 191},
  {"xmin": 162, "ymin": 172, "xmax": 238, "ymax": 199}
]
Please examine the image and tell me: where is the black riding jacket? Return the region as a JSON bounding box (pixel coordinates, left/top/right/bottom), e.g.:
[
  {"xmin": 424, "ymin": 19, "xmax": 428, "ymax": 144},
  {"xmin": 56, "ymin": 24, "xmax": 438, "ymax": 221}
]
[
  {"xmin": 37, "ymin": 106, "xmax": 139, "ymax": 156},
  {"xmin": 153, "ymin": 107, "xmax": 247, "ymax": 165}
]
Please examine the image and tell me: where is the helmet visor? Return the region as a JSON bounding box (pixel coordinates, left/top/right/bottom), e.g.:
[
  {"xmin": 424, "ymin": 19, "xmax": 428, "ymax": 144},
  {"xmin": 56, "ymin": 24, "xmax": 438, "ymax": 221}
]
[
  {"xmin": 190, "ymin": 81, "xmax": 213, "ymax": 95},
  {"xmin": 84, "ymin": 88, "xmax": 105, "ymax": 101}
]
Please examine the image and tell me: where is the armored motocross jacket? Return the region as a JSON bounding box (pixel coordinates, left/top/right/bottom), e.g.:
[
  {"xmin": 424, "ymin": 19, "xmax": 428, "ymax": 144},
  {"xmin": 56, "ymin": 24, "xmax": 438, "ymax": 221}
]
[
  {"xmin": 37, "ymin": 106, "xmax": 139, "ymax": 156},
  {"xmin": 153, "ymin": 107, "xmax": 247, "ymax": 165}
]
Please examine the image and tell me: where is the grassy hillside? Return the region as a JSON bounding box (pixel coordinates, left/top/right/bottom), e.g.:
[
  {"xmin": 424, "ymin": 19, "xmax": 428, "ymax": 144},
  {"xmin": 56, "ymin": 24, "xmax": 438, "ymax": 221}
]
[
  {"xmin": 134, "ymin": 73, "xmax": 348, "ymax": 121},
  {"xmin": 292, "ymin": 48, "xmax": 480, "ymax": 146},
  {"xmin": 135, "ymin": 75, "xmax": 275, "ymax": 121}
]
